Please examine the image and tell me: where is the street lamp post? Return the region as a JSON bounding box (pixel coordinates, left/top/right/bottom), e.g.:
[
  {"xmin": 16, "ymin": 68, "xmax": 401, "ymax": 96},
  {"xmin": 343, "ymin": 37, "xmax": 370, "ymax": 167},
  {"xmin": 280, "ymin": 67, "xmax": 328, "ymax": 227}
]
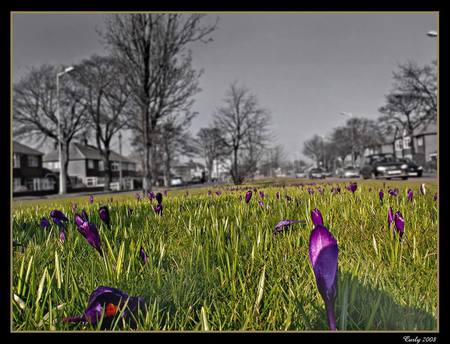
[
  {"xmin": 339, "ymin": 112, "xmax": 355, "ymax": 167},
  {"xmin": 57, "ymin": 66, "xmax": 75, "ymax": 195}
]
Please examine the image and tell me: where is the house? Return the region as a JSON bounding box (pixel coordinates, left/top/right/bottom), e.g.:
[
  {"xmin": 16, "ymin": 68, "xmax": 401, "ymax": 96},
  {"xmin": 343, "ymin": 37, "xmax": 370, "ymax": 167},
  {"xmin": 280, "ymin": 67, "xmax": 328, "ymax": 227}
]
[
  {"xmin": 171, "ymin": 159, "xmax": 205, "ymax": 183},
  {"xmin": 369, "ymin": 121, "xmax": 437, "ymax": 170},
  {"xmin": 42, "ymin": 142, "xmax": 138, "ymax": 190},
  {"xmin": 13, "ymin": 141, "xmax": 56, "ymax": 194}
]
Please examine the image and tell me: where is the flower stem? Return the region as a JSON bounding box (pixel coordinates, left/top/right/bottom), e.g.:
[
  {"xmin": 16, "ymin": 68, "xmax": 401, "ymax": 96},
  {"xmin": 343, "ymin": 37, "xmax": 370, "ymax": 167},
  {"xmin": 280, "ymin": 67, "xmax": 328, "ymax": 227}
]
[{"xmin": 326, "ymin": 303, "xmax": 337, "ymax": 331}]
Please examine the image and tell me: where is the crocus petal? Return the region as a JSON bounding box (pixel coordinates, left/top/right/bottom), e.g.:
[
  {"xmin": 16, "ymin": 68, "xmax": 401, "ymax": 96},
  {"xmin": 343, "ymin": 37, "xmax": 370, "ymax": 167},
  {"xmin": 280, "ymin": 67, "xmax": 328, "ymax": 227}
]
[
  {"xmin": 394, "ymin": 211, "xmax": 405, "ymax": 238},
  {"xmin": 308, "ymin": 225, "xmax": 338, "ymax": 330},
  {"xmin": 59, "ymin": 228, "xmax": 66, "ymax": 243},
  {"xmin": 50, "ymin": 209, "xmax": 68, "ymax": 222},
  {"xmin": 40, "ymin": 217, "xmax": 50, "ymax": 229},
  {"xmin": 379, "ymin": 190, "xmax": 384, "ymax": 202},
  {"xmin": 89, "ymin": 195, "xmax": 94, "ymax": 204},
  {"xmin": 99, "ymin": 206, "xmax": 110, "ymax": 227},
  {"xmin": 245, "ymin": 191, "xmax": 252, "ymax": 203},
  {"xmin": 311, "ymin": 208, "xmax": 324, "ymax": 227},
  {"xmin": 140, "ymin": 246, "xmax": 148, "ymax": 264},
  {"xmin": 388, "ymin": 207, "xmax": 394, "ymax": 228}
]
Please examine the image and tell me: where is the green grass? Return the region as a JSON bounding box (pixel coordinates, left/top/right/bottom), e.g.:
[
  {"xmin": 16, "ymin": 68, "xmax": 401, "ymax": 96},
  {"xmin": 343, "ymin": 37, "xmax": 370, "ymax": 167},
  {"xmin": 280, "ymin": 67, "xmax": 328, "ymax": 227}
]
[{"xmin": 12, "ymin": 179, "xmax": 438, "ymax": 331}]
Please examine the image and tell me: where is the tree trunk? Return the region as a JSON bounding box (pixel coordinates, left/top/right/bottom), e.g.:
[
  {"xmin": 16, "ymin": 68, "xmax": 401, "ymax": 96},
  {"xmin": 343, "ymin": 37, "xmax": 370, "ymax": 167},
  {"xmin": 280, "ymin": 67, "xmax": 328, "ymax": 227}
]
[
  {"xmin": 142, "ymin": 108, "xmax": 153, "ymax": 193},
  {"xmin": 64, "ymin": 142, "xmax": 70, "ymax": 189},
  {"xmin": 233, "ymin": 146, "xmax": 239, "ymax": 184},
  {"xmin": 103, "ymin": 149, "xmax": 112, "ymax": 191},
  {"xmin": 163, "ymin": 151, "xmax": 171, "ymax": 187}
]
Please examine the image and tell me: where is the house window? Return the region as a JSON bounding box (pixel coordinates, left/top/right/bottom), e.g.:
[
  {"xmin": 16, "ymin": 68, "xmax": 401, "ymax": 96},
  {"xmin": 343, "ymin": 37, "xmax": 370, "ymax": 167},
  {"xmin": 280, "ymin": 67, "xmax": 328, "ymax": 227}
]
[
  {"xmin": 27, "ymin": 155, "xmax": 39, "ymax": 167},
  {"xmin": 98, "ymin": 160, "xmax": 104, "ymax": 171},
  {"xmin": 88, "ymin": 160, "xmax": 94, "ymax": 169},
  {"xmin": 33, "ymin": 178, "xmax": 41, "ymax": 191},
  {"xmin": 417, "ymin": 137, "xmax": 424, "ymax": 147},
  {"xmin": 395, "ymin": 139, "xmax": 403, "ymax": 151},
  {"xmin": 85, "ymin": 177, "xmax": 97, "ymax": 187},
  {"xmin": 111, "ymin": 162, "xmax": 119, "ymax": 171},
  {"xmin": 13, "ymin": 178, "xmax": 21, "ymax": 191},
  {"xmin": 403, "ymin": 137, "xmax": 411, "ymax": 149},
  {"xmin": 13, "ymin": 153, "xmax": 21, "ymax": 168}
]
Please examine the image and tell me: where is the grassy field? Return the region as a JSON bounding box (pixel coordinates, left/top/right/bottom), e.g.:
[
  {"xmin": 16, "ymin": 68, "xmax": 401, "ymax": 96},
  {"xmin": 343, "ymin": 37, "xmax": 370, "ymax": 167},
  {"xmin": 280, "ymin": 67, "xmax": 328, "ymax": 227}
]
[{"xmin": 12, "ymin": 179, "xmax": 438, "ymax": 331}]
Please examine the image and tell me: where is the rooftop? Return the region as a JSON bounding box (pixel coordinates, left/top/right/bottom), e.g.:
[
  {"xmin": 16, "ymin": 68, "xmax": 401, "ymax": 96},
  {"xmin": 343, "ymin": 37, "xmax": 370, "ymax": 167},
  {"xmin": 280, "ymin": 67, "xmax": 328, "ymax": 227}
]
[
  {"xmin": 13, "ymin": 141, "xmax": 44, "ymax": 156},
  {"xmin": 43, "ymin": 143, "xmax": 134, "ymax": 163}
]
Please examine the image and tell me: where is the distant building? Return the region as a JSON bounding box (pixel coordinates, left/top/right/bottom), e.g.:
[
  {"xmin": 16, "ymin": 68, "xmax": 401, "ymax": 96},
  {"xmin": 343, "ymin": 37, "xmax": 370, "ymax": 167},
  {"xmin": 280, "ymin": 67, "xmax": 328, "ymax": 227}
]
[
  {"xmin": 210, "ymin": 158, "xmax": 231, "ymax": 182},
  {"xmin": 13, "ymin": 141, "xmax": 55, "ymax": 194},
  {"xmin": 43, "ymin": 142, "xmax": 138, "ymax": 190},
  {"xmin": 171, "ymin": 160, "xmax": 205, "ymax": 183},
  {"xmin": 368, "ymin": 121, "xmax": 437, "ymax": 170}
]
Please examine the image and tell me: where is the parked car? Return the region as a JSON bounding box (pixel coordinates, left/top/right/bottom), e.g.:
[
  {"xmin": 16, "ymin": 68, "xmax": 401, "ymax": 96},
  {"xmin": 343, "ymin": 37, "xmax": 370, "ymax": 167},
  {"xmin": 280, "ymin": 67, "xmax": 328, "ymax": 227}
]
[
  {"xmin": 170, "ymin": 177, "xmax": 184, "ymax": 186},
  {"xmin": 308, "ymin": 168, "xmax": 326, "ymax": 179},
  {"xmin": 360, "ymin": 154, "xmax": 409, "ymax": 180},
  {"xmin": 399, "ymin": 158, "xmax": 423, "ymax": 177},
  {"xmin": 295, "ymin": 172, "xmax": 307, "ymax": 178},
  {"xmin": 337, "ymin": 166, "xmax": 360, "ymax": 178}
]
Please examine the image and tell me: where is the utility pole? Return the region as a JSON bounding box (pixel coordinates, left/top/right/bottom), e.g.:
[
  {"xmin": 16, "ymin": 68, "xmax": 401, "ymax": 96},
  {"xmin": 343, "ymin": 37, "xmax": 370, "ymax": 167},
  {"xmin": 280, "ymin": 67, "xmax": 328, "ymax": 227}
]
[{"xmin": 119, "ymin": 131, "xmax": 123, "ymax": 191}]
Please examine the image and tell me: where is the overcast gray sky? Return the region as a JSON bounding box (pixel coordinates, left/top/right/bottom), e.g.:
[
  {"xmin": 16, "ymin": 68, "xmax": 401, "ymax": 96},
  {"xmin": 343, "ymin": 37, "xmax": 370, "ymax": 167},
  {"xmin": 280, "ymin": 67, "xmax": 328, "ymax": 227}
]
[{"xmin": 12, "ymin": 12, "xmax": 438, "ymax": 161}]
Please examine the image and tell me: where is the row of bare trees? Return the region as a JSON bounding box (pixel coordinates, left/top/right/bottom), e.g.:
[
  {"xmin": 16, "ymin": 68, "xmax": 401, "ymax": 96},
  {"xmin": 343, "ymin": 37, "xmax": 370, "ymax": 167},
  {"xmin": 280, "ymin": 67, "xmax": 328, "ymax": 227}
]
[
  {"xmin": 14, "ymin": 14, "xmax": 274, "ymax": 189},
  {"xmin": 302, "ymin": 60, "xmax": 437, "ymax": 169}
]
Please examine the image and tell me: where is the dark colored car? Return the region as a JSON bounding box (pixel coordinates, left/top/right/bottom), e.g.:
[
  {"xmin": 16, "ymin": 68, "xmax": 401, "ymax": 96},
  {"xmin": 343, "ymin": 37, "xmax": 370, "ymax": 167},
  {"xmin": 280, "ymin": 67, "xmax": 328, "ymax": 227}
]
[
  {"xmin": 399, "ymin": 158, "xmax": 423, "ymax": 177},
  {"xmin": 308, "ymin": 168, "xmax": 326, "ymax": 179},
  {"xmin": 360, "ymin": 154, "xmax": 409, "ymax": 180}
]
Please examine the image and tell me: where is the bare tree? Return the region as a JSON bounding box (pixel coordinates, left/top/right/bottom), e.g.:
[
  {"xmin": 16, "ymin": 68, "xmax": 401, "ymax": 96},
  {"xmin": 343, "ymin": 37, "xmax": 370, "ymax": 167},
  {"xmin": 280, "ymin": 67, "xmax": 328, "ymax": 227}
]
[
  {"xmin": 302, "ymin": 135, "xmax": 323, "ymax": 168},
  {"xmin": 378, "ymin": 60, "xmax": 437, "ymax": 159},
  {"xmin": 102, "ymin": 14, "xmax": 217, "ymax": 193},
  {"xmin": 195, "ymin": 127, "xmax": 229, "ymax": 182},
  {"xmin": 213, "ymin": 83, "xmax": 271, "ymax": 184},
  {"xmin": 13, "ymin": 64, "xmax": 88, "ymax": 186},
  {"xmin": 73, "ymin": 54, "xmax": 130, "ymax": 190}
]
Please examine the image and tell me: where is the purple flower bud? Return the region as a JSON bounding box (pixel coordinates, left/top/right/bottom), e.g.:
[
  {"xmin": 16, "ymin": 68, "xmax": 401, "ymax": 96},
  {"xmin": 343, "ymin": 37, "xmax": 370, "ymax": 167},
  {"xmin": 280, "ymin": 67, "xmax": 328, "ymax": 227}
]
[
  {"xmin": 273, "ymin": 219, "xmax": 304, "ymax": 235},
  {"xmin": 276, "ymin": 192, "xmax": 280, "ymax": 200},
  {"xmin": 309, "ymin": 225, "xmax": 338, "ymax": 331},
  {"xmin": 81, "ymin": 209, "xmax": 89, "ymax": 222},
  {"xmin": 394, "ymin": 211, "xmax": 405, "ymax": 239},
  {"xmin": 208, "ymin": 190, "xmax": 212, "ymax": 196},
  {"xmin": 156, "ymin": 192, "xmax": 163, "ymax": 204},
  {"xmin": 434, "ymin": 193, "xmax": 438, "ymax": 201},
  {"xmin": 216, "ymin": 191, "xmax": 222, "ymax": 196},
  {"xmin": 148, "ymin": 192, "xmax": 155, "ymax": 201},
  {"xmin": 40, "ymin": 217, "xmax": 50, "ymax": 230},
  {"xmin": 89, "ymin": 195, "xmax": 94, "ymax": 204},
  {"xmin": 259, "ymin": 191, "xmax": 264, "ymax": 199},
  {"xmin": 388, "ymin": 207, "xmax": 394, "ymax": 228},
  {"xmin": 259, "ymin": 200, "xmax": 264, "ymax": 207},
  {"xmin": 379, "ymin": 190, "xmax": 384, "ymax": 202},
  {"xmin": 140, "ymin": 246, "xmax": 148, "ymax": 264},
  {"xmin": 59, "ymin": 228, "xmax": 66, "ymax": 243},
  {"xmin": 346, "ymin": 182, "xmax": 357, "ymax": 193},
  {"xmin": 74, "ymin": 213, "xmax": 103, "ymax": 256},
  {"xmin": 388, "ymin": 188, "xmax": 398, "ymax": 197},
  {"xmin": 311, "ymin": 208, "xmax": 324, "ymax": 227},
  {"xmin": 135, "ymin": 193, "xmax": 141, "ymax": 201},
  {"xmin": 245, "ymin": 191, "xmax": 252, "ymax": 204},
  {"xmin": 307, "ymin": 188, "xmax": 314, "ymax": 195},
  {"xmin": 99, "ymin": 206, "xmax": 110, "ymax": 228},
  {"xmin": 407, "ymin": 189, "xmax": 413, "ymax": 202}
]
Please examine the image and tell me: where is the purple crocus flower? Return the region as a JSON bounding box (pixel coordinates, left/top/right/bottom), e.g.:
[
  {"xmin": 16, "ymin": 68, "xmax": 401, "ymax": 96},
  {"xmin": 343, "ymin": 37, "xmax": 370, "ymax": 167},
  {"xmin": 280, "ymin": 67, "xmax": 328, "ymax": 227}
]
[
  {"xmin": 347, "ymin": 182, "xmax": 357, "ymax": 193},
  {"xmin": 59, "ymin": 228, "xmax": 66, "ymax": 243},
  {"xmin": 208, "ymin": 190, "xmax": 212, "ymax": 196},
  {"xmin": 394, "ymin": 211, "xmax": 405, "ymax": 239},
  {"xmin": 245, "ymin": 191, "xmax": 252, "ymax": 204},
  {"xmin": 307, "ymin": 188, "xmax": 314, "ymax": 195},
  {"xmin": 407, "ymin": 189, "xmax": 413, "ymax": 202},
  {"xmin": 311, "ymin": 208, "xmax": 324, "ymax": 227},
  {"xmin": 89, "ymin": 195, "xmax": 94, "ymax": 204},
  {"xmin": 273, "ymin": 219, "xmax": 304, "ymax": 235},
  {"xmin": 63, "ymin": 286, "xmax": 146, "ymax": 330},
  {"xmin": 81, "ymin": 209, "xmax": 89, "ymax": 222},
  {"xmin": 216, "ymin": 191, "xmax": 222, "ymax": 196},
  {"xmin": 276, "ymin": 192, "xmax": 280, "ymax": 200},
  {"xmin": 420, "ymin": 183, "xmax": 426, "ymax": 195},
  {"xmin": 98, "ymin": 206, "xmax": 110, "ymax": 228},
  {"xmin": 139, "ymin": 246, "xmax": 148, "ymax": 264},
  {"xmin": 156, "ymin": 192, "xmax": 163, "ymax": 204},
  {"xmin": 258, "ymin": 200, "xmax": 264, "ymax": 207},
  {"xmin": 74, "ymin": 214, "xmax": 103, "ymax": 256},
  {"xmin": 135, "ymin": 193, "xmax": 141, "ymax": 201},
  {"xmin": 259, "ymin": 191, "xmax": 264, "ymax": 199},
  {"xmin": 379, "ymin": 190, "xmax": 384, "ymax": 202},
  {"xmin": 154, "ymin": 204, "xmax": 163, "ymax": 216},
  {"xmin": 147, "ymin": 191, "xmax": 155, "ymax": 201},
  {"xmin": 388, "ymin": 188, "xmax": 398, "ymax": 197},
  {"xmin": 309, "ymin": 225, "xmax": 338, "ymax": 331},
  {"xmin": 40, "ymin": 217, "xmax": 50, "ymax": 230},
  {"xmin": 50, "ymin": 210, "xmax": 68, "ymax": 224},
  {"xmin": 388, "ymin": 207, "xmax": 394, "ymax": 229}
]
